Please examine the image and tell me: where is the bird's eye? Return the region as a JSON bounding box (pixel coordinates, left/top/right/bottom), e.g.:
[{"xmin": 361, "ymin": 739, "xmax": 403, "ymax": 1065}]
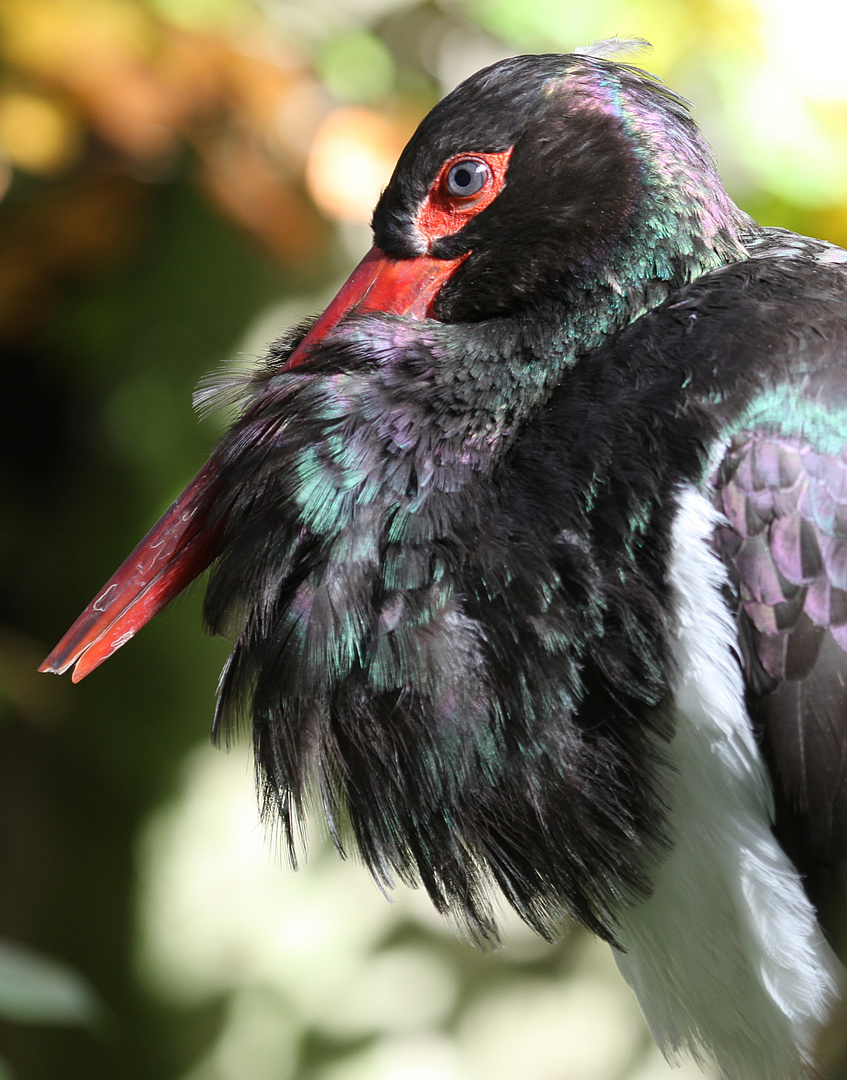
[
  {"xmin": 416, "ymin": 148, "xmax": 510, "ymax": 245},
  {"xmin": 445, "ymin": 159, "xmax": 491, "ymax": 198}
]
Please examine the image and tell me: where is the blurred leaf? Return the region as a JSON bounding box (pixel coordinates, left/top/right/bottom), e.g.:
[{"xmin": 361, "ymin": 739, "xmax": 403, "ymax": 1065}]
[
  {"xmin": 0, "ymin": 940, "xmax": 101, "ymax": 1027},
  {"xmin": 0, "ymin": 91, "xmax": 82, "ymax": 176},
  {"xmin": 318, "ymin": 31, "xmax": 395, "ymax": 104},
  {"xmin": 148, "ymin": 0, "xmax": 248, "ymax": 30},
  {"xmin": 0, "ymin": 0, "xmax": 156, "ymax": 88}
]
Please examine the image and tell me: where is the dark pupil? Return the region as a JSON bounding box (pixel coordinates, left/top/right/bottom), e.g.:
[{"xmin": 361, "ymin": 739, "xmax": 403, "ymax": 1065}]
[{"xmin": 446, "ymin": 160, "xmax": 487, "ymax": 197}]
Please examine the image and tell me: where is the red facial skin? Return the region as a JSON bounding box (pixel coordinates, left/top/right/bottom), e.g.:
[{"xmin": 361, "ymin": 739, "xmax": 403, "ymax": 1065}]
[
  {"xmin": 416, "ymin": 149, "xmax": 511, "ymax": 245},
  {"xmin": 40, "ymin": 149, "xmax": 512, "ymax": 680}
]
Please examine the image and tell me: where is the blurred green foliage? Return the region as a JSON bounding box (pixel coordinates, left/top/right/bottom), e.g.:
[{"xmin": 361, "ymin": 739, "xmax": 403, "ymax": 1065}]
[{"xmin": 2, "ymin": 0, "xmax": 847, "ymax": 1078}]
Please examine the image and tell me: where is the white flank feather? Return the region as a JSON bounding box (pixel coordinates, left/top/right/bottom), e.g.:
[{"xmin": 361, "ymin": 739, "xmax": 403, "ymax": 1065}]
[{"xmin": 614, "ymin": 484, "xmax": 838, "ymax": 1080}]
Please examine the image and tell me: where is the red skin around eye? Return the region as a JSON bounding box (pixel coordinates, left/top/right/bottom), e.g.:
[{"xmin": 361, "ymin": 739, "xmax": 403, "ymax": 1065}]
[{"xmin": 416, "ymin": 148, "xmax": 512, "ymax": 248}]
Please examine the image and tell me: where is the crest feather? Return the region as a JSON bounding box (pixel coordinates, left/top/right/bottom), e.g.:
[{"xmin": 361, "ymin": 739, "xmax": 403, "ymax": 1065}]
[{"xmin": 575, "ymin": 38, "xmax": 652, "ymax": 60}]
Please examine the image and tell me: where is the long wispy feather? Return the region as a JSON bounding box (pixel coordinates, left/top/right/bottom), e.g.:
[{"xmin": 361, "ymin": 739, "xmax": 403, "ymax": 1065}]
[{"xmin": 575, "ymin": 37, "xmax": 652, "ymax": 61}]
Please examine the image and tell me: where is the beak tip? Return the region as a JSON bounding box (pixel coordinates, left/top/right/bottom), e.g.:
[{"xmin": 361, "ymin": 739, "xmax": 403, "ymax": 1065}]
[
  {"xmin": 37, "ymin": 653, "xmax": 64, "ymax": 675},
  {"xmin": 69, "ymin": 647, "xmax": 104, "ymax": 683}
]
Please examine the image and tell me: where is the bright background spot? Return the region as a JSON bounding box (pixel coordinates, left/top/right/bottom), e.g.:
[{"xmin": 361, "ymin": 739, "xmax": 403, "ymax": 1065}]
[{"xmin": 138, "ymin": 745, "xmax": 711, "ymax": 1080}]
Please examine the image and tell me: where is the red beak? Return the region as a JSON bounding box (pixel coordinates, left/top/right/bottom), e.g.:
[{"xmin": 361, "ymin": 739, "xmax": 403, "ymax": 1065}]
[{"xmin": 40, "ymin": 246, "xmax": 466, "ymax": 681}]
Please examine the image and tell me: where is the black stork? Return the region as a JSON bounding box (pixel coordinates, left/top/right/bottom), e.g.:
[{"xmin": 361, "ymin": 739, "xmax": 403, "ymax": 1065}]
[{"xmin": 41, "ymin": 43, "xmax": 847, "ymax": 1080}]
